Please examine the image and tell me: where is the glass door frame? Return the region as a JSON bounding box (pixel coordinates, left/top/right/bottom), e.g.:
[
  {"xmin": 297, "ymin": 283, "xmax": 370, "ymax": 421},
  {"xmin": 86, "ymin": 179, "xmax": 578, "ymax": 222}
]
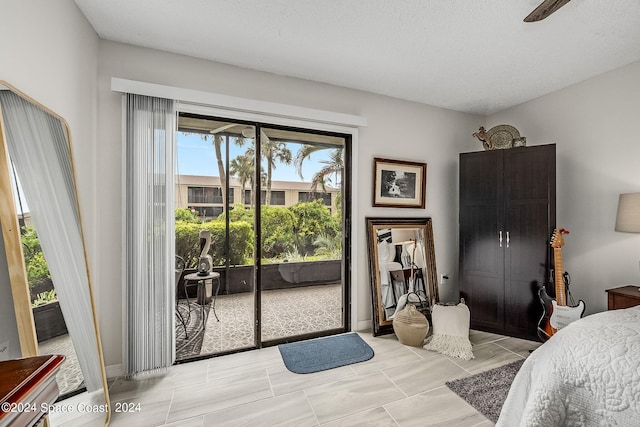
[
  {"xmin": 176, "ymin": 112, "xmax": 352, "ymax": 356},
  {"xmin": 255, "ymin": 122, "xmax": 352, "ymax": 348}
]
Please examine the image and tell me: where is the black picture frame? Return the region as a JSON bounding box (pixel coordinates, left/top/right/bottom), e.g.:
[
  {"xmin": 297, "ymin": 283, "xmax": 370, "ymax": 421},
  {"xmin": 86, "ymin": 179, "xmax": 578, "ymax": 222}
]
[{"xmin": 372, "ymin": 157, "xmax": 426, "ymax": 208}]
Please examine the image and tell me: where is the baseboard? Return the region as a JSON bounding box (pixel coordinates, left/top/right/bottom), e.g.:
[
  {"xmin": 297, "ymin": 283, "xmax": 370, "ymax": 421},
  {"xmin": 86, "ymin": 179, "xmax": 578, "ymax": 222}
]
[
  {"xmin": 355, "ymin": 320, "xmax": 371, "ymax": 331},
  {"xmin": 105, "ymin": 363, "xmax": 125, "ymax": 379}
]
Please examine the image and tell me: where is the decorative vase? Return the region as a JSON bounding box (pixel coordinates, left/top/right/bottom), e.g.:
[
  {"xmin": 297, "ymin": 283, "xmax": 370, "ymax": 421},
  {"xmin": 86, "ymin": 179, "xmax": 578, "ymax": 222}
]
[{"xmin": 393, "ymin": 303, "xmax": 429, "ymax": 347}]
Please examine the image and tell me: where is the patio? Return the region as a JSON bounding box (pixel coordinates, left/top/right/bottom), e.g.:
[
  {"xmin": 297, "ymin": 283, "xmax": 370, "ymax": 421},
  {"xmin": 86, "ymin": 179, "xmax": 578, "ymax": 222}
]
[
  {"xmin": 178, "ymin": 283, "xmax": 343, "ymax": 359},
  {"xmin": 38, "ymin": 333, "xmax": 85, "ymax": 396}
]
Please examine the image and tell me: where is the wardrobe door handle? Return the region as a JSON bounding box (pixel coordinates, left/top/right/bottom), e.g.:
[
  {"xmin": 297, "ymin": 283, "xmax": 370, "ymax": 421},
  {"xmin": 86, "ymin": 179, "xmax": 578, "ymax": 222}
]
[
  {"xmin": 499, "ymin": 231, "xmax": 503, "ymax": 247},
  {"xmin": 506, "ymin": 231, "xmax": 510, "ymax": 248}
]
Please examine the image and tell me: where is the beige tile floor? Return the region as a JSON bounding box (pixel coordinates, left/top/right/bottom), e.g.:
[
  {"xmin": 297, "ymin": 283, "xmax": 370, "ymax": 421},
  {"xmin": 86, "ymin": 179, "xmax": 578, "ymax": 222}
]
[{"xmin": 50, "ymin": 330, "xmax": 541, "ymax": 427}]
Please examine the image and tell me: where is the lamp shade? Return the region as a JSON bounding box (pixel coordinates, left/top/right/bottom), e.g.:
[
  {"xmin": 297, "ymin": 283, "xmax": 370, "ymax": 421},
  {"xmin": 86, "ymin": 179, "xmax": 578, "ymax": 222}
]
[{"xmin": 615, "ymin": 193, "xmax": 640, "ymax": 233}]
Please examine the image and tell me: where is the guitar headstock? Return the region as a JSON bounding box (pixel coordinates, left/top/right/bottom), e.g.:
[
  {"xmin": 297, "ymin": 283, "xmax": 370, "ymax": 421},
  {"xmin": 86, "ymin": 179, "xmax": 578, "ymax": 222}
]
[{"xmin": 550, "ymin": 228, "xmax": 569, "ymax": 248}]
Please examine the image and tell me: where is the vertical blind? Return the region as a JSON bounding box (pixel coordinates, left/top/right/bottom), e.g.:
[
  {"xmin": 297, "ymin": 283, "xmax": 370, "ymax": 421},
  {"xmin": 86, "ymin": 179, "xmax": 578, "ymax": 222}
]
[{"xmin": 125, "ymin": 94, "xmax": 176, "ymax": 376}]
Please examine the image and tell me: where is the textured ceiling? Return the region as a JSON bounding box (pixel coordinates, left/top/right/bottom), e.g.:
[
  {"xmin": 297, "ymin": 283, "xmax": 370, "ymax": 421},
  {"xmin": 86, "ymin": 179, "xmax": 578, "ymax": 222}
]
[{"xmin": 75, "ymin": 0, "xmax": 640, "ymax": 115}]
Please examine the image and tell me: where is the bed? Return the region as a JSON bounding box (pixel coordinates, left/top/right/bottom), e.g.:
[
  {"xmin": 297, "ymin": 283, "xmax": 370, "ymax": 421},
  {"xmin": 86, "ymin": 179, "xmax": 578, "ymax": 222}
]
[{"xmin": 497, "ymin": 306, "xmax": 640, "ymax": 426}]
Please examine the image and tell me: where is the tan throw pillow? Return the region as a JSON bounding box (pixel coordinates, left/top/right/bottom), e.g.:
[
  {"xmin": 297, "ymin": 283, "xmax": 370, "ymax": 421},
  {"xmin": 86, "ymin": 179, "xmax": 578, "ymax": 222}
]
[{"xmin": 423, "ymin": 302, "xmax": 474, "ymax": 360}]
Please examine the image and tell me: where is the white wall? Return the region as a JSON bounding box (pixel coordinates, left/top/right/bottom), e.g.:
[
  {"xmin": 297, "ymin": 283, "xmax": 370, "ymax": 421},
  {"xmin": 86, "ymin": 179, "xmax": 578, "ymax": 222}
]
[
  {"xmin": 487, "ymin": 60, "xmax": 640, "ymax": 314},
  {"xmin": 96, "ymin": 41, "xmax": 482, "ymax": 368},
  {"xmin": 0, "ymin": 0, "xmax": 99, "ymax": 355}
]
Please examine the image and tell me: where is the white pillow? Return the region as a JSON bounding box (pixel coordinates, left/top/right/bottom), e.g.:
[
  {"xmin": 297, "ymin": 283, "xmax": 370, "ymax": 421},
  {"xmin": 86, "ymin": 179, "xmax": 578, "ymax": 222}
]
[
  {"xmin": 423, "ymin": 303, "xmax": 474, "ymax": 360},
  {"xmin": 377, "ymin": 240, "xmax": 396, "ymax": 263}
]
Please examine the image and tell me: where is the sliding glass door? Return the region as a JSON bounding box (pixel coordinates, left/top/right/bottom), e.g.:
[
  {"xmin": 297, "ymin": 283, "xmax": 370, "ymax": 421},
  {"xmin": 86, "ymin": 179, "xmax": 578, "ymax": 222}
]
[
  {"xmin": 258, "ymin": 127, "xmax": 347, "ymax": 344},
  {"xmin": 175, "ymin": 114, "xmax": 350, "ymax": 360}
]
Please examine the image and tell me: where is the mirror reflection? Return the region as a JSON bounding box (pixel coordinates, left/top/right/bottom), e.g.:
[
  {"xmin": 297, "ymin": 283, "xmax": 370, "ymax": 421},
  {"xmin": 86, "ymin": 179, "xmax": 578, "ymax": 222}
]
[
  {"xmin": 366, "ymin": 217, "xmax": 439, "ymax": 336},
  {"xmin": 0, "ymin": 82, "xmax": 109, "ymax": 421}
]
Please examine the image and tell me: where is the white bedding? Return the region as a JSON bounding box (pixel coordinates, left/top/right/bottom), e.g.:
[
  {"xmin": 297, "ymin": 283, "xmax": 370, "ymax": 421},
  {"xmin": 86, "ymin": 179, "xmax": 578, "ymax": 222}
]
[{"xmin": 497, "ymin": 306, "xmax": 640, "ymax": 426}]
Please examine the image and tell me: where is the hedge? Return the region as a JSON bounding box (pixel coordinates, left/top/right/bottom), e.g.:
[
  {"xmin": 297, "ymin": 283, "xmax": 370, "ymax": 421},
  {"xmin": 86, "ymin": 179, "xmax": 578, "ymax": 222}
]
[{"xmin": 175, "ymin": 220, "xmax": 253, "ymax": 268}]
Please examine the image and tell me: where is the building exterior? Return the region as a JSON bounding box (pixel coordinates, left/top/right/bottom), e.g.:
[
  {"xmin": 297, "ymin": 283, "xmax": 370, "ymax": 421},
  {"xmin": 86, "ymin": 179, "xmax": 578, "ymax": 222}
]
[{"xmin": 176, "ymin": 175, "xmax": 339, "ymax": 220}]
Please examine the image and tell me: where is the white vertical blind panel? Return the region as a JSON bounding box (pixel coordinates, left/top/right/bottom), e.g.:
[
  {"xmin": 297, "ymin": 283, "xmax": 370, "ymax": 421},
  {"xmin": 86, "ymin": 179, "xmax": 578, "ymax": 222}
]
[
  {"xmin": 0, "ymin": 90, "xmax": 102, "ymax": 391},
  {"xmin": 125, "ymin": 94, "xmax": 176, "ymax": 376}
]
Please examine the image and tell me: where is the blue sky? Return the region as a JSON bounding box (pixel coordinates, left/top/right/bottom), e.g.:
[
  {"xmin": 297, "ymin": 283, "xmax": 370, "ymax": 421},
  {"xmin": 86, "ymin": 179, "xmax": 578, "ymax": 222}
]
[{"xmin": 176, "ymin": 132, "xmax": 333, "ymax": 183}]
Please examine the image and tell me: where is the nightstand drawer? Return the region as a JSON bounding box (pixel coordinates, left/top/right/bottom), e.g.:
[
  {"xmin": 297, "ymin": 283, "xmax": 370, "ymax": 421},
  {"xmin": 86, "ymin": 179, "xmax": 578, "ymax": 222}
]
[{"xmin": 606, "ymin": 285, "xmax": 640, "ymax": 310}]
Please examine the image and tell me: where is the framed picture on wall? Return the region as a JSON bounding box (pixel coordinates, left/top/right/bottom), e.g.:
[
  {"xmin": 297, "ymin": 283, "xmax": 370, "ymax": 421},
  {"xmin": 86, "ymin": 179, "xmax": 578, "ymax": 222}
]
[{"xmin": 372, "ymin": 157, "xmax": 427, "ymax": 208}]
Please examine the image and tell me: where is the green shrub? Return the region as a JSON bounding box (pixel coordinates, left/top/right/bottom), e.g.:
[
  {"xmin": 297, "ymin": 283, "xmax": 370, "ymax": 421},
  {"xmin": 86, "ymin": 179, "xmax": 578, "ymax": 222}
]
[
  {"xmin": 20, "ymin": 226, "xmax": 50, "ymax": 284},
  {"xmin": 222, "ymin": 204, "xmax": 254, "ymax": 223},
  {"xmin": 313, "ymin": 233, "xmax": 342, "ymax": 259},
  {"xmin": 201, "ymin": 202, "xmax": 343, "ymax": 260},
  {"xmin": 175, "ymin": 219, "xmax": 253, "ymax": 268},
  {"xmin": 259, "ymin": 206, "xmax": 296, "ymax": 258},
  {"xmin": 26, "ymin": 252, "xmax": 50, "ymax": 284},
  {"xmin": 220, "ymin": 204, "xmax": 296, "ymax": 258},
  {"xmin": 175, "ymin": 208, "xmax": 200, "ymax": 223},
  {"xmin": 288, "ymin": 201, "xmax": 339, "ymax": 256}
]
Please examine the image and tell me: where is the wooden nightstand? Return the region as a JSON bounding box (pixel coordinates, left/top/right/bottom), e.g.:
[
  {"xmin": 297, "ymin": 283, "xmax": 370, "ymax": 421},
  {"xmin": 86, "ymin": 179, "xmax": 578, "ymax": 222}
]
[{"xmin": 606, "ymin": 285, "xmax": 640, "ymax": 310}]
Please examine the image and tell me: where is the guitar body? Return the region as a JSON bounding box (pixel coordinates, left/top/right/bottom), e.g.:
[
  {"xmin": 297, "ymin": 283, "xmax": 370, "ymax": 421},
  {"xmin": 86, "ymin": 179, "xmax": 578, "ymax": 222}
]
[
  {"xmin": 537, "ymin": 286, "xmax": 555, "ymax": 341},
  {"xmin": 538, "ymin": 287, "xmax": 585, "ymax": 341},
  {"xmin": 537, "ymin": 228, "xmax": 586, "ymax": 342},
  {"xmin": 550, "ymin": 299, "xmax": 585, "ymax": 329}
]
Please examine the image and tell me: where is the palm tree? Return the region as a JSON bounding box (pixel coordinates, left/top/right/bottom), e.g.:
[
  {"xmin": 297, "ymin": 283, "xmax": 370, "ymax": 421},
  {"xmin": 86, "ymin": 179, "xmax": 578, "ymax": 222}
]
[
  {"xmin": 261, "ymin": 137, "xmax": 292, "ymax": 205},
  {"xmin": 310, "ymin": 148, "xmax": 343, "ymax": 193},
  {"xmin": 212, "ymin": 134, "xmax": 226, "ymax": 205},
  {"xmin": 293, "ymin": 144, "xmax": 323, "ymax": 179},
  {"xmin": 237, "ymin": 132, "xmax": 292, "ymax": 205},
  {"xmin": 229, "ymin": 153, "xmax": 254, "ymax": 204}
]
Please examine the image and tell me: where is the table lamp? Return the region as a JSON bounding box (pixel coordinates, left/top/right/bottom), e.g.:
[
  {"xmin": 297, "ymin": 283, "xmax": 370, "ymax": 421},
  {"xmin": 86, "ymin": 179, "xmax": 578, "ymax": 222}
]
[{"xmin": 615, "ymin": 192, "xmax": 640, "ymax": 283}]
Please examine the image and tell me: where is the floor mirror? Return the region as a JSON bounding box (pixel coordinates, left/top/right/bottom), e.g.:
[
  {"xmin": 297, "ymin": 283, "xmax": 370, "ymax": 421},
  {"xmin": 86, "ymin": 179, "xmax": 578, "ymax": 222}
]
[
  {"xmin": 0, "ymin": 81, "xmax": 110, "ymax": 424},
  {"xmin": 366, "ymin": 217, "xmax": 439, "ymax": 336}
]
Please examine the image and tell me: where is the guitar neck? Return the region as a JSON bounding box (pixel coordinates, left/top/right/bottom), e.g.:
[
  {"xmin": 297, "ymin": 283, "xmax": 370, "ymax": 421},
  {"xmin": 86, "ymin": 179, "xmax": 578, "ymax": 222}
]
[{"xmin": 553, "ymin": 247, "xmax": 566, "ymax": 306}]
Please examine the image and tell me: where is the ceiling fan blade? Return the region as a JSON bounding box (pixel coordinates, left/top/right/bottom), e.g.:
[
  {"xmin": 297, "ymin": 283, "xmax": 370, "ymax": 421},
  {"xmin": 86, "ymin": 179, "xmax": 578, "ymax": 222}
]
[{"xmin": 524, "ymin": 0, "xmax": 572, "ymax": 22}]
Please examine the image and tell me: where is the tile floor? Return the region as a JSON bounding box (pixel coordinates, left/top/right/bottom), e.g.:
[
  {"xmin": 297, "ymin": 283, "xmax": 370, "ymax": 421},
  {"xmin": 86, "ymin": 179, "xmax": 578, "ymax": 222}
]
[
  {"xmin": 50, "ymin": 329, "xmax": 541, "ymax": 427},
  {"xmin": 42, "ymin": 284, "xmax": 343, "ymax": 394}
]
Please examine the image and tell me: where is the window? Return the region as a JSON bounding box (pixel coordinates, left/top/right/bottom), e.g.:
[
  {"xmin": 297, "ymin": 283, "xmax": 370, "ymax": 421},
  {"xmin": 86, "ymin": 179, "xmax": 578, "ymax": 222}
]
[
  {"xmin": 188, "ymin": 186, "xmax": 233, "ymax": 204},
  {"xmin": 191, "ymin": 206, "xmax": 225, "ymax": 219},
  {"xmin": 298, "ymin": 191, "xmax": 332, "ymax": 206},
  {"xmin": 259, "ymin": 190, "xmax": 285, "ymax": 205},
  {"xmin": 188, "ymin": 186, "xmax": 206, "ymax": 203},
  {"xmin": 244, "ymin": 189, "xmax": 251, "ymax": 205},
  {"xmin": 211, "ymin": 206, "xmax": 224, "ymax": 217}
]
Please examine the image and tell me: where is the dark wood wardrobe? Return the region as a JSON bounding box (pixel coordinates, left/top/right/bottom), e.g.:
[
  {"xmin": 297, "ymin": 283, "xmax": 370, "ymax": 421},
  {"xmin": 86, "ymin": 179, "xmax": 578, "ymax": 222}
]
[{"xmin": 459, "ymin": 144, "xmax": 556, "ymax": 342}]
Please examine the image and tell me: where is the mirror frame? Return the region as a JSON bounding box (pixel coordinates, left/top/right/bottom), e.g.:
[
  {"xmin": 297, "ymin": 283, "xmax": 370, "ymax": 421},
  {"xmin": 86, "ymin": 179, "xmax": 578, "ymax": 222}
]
[
  {"xmin": 0, "ymin": 81, "xmax": 111, "ymax": 423},
  {"xmin": 366, "ymin": 217, "xmax": 439, "ymax": 336}
]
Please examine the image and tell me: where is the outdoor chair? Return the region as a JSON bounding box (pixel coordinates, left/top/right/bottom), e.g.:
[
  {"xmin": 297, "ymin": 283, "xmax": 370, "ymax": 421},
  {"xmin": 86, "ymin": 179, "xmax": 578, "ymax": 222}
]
[{"xmin": 175, "ymin": 255, "xmax": 189, "ymax": 337}]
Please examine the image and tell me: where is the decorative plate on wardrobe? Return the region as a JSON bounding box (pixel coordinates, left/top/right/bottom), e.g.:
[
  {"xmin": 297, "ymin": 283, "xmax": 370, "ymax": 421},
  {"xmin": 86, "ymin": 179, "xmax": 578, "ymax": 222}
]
[{"xmin": 486, "ymin": 125, "xmax": 520, "ymax": 150}]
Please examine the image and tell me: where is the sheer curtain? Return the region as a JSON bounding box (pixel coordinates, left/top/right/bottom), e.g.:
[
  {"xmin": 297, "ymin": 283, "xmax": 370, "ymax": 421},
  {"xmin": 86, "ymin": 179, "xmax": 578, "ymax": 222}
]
[
  {"xmin": 0, "ymin": 90, "xmax": 103, "ymax": 391},
  {"xmin": 125, "ymin": 94, "xmax": 176, "ymax": 376}
]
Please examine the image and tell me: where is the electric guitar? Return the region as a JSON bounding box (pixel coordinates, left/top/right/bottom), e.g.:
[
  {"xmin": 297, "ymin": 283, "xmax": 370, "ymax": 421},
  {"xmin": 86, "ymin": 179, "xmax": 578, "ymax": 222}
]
[{"xmin": 537, "ymin": 228, "xmax": 585, "ymax": 341}]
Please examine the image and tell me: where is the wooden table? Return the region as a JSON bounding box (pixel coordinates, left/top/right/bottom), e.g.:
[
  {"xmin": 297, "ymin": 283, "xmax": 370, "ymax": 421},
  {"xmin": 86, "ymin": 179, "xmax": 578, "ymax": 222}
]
[
  {"xmin": 0, "ymin": 355, "xmax": 64, "ymax": 427},
  {"xmin": 606, "ymin": 285, "xmax": 640, "ymax": 310}
]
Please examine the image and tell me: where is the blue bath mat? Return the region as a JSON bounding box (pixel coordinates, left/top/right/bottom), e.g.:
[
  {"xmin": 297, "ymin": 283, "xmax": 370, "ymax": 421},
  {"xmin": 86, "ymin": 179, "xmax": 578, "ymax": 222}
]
[{"xmin": 278, "ymin": 333, "xmax": 374, "ymax": 374}]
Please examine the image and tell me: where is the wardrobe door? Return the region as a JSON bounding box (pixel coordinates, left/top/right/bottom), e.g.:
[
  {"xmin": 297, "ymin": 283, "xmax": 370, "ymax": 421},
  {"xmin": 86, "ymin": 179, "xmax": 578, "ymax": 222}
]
[
  {"xmin": 503, "ymin": 145, "xmax": 556, "ymax": 340},
  {"xmin": 459, "ymin": 150, "xmax": 504, "ymax": 333}
]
